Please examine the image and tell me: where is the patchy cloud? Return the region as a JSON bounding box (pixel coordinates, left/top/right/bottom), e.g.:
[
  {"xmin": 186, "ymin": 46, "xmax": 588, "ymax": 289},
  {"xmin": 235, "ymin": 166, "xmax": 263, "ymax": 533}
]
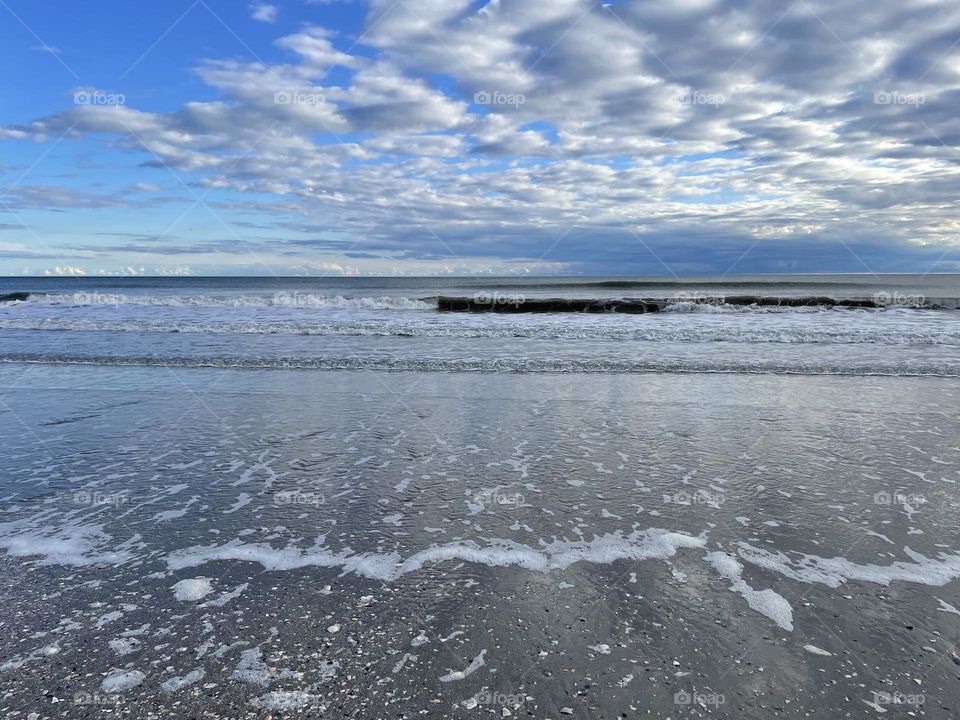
[
  {"xmin": 250, "ymin": 2, "xmax": 278, "ymax": 23},
  {"xmin": 3, "ymin": 0, "xmax": 960, "ymax": 274}
]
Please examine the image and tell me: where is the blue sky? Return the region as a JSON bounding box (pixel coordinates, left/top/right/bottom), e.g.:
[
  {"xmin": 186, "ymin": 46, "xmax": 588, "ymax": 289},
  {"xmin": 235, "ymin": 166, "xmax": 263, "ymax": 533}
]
[{"xmin": 2, "ymin": 0, "xmax": 960, "ymax": 276}]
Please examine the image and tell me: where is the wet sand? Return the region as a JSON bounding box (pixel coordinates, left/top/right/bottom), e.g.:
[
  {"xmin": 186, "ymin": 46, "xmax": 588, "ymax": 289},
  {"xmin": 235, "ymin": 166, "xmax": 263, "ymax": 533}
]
[{"xmin": 1, "ymin": 366, "xmax": 959, "ymax": 718}]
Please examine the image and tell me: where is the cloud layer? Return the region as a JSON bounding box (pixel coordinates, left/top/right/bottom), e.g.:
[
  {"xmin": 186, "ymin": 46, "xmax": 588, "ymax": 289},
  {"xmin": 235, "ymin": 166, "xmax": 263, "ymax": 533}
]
[{"xmin": 4, "ymin": 0, "xmax": 960, "ymax": 274}]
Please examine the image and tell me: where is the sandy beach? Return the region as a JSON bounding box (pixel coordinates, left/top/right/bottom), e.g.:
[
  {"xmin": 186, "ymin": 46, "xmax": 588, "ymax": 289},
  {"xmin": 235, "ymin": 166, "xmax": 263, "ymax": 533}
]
[{"xmin": 1, "ymin": 358, "xmax": 958, "ymax": 718}]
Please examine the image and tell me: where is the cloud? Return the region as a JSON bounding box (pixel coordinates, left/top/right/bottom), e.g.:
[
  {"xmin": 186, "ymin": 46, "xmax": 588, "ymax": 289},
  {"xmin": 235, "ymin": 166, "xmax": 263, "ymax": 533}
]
[
  {"xmin": 4, "ymin": 0, "xmax": 960, "ymax": 273},
  {"xmin": 121, "ymin": 183, "xmax": 163, "ymax": 194},
  {"xmin": 37, "ymin": 265, "xmax": 194, "ymax": 276},
  {"xmin": 0, "ymin": 185, "xmax": 142, "ymax": 211},
  {"xmin": 250, "ymin": 3, "xmax": 279, "ymax": 23},
  {"xmin": 44, "ymin": 266, "xmax": 87, "ymax": 276}
]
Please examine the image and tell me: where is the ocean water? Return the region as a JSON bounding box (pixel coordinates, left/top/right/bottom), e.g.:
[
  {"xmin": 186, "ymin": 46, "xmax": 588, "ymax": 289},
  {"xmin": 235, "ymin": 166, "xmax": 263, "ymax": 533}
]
[
  {"xmin": 1, "ymin": 275, "xmax": 959, "ymax": 718},
  {"xmin": 2, "ymin": 274, "xmax": 960, "ymax": 375}
]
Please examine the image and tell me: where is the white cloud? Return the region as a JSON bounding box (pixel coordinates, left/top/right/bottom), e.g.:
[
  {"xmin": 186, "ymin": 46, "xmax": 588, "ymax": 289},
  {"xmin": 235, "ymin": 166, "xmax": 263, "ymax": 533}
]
[
  {"xmin": 5, "ymin": 0, "xmax": 960, "ymax": 272},
  {"xmin": 44, "ymin": 266, "xmax": 87, "ymax": 276},
  {"xmin": 251, "ymin": 2, "xmax": 279, "ymax": 23}
]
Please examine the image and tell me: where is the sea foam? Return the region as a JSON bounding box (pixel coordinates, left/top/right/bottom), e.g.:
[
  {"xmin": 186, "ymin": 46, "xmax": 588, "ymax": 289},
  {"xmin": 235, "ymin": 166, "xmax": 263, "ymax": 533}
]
[{"xmin": 166, "ymin": 529, "xmax": 707, "ymax": 580}]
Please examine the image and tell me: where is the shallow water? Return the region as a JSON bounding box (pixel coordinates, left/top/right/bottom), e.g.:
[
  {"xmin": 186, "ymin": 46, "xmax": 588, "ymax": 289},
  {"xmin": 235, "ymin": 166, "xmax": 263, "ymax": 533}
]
[{"xmin": 1, "ymin": 365, "xmax": 959, "ymax": 718}]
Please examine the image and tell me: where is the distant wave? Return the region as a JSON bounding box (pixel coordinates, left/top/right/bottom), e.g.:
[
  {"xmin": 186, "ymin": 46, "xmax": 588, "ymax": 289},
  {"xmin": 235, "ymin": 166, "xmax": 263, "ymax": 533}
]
[
  {"xmin": 2, "ymin": 352, "xmax": 956, "ymax": 377},
  {"xmin": 11, "ymin": 293, "xmax": 435, "ymax": 310},
  {"xmin": 436, "ymin": 295, "xmax": 956, "ymax": 311},
  {"xmin": 547, "ymin": 280, "xmax": 869, "ymax": 289}
]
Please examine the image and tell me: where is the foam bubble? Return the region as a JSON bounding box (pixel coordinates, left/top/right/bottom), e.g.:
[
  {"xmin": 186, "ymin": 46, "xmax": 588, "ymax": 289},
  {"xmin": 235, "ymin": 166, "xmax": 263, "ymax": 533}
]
[
  {"xmin": 252, "ymin": 690, "xmax": 318, "ymax": 711},
  {"xmin": 738, "ymin": 542, "xmax": 960, "ymax": 588},
  {"xmin": 171, "ymin": 578, "xmax": 213, "ymax": 602},
  {"xmin": 440, "ymin": 650, "xmax": 486, "ymax": 682},
  {"xmin": 706, "ymin": 551, "xmax": 794, "ymax": 631},
  {"xmin": 160, "ymin": 668, "xmax": 205, "ymax": 693},
  {"xmin": 101, "ymin": 669, "xmax": 145, "ymax": 693}
]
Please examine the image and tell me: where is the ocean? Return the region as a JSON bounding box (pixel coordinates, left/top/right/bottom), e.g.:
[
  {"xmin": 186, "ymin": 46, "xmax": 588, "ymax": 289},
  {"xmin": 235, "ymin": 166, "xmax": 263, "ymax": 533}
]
[
  {"xmin": 2, "ymin": 274, "xmax": 960, "ymax": 375},
  {"xmin": 1, "ymin": 274, "xmax": 959, "ymax": 718}
]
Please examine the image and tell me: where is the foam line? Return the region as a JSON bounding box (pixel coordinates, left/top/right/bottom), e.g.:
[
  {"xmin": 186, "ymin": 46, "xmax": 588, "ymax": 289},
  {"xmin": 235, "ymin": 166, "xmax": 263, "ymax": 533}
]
[{"xmin": 166, "ymin": 529, "xmax": 707, "ymax": 581}]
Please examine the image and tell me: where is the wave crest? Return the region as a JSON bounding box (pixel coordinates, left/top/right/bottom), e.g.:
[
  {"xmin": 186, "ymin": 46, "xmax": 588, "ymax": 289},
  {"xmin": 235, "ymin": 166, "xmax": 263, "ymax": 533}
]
[{"xmin": 27, "ymin": 293, "xmax": 436, "ymax": 311}]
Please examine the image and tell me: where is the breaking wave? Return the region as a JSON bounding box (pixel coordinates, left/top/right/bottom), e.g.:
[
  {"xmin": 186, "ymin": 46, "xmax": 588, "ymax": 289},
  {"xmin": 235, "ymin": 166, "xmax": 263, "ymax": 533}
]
[
  {"xmin": 1, "ymin": 315, "xmax": 958, "ymax": 345},
  {"xmin": 2, "ymin": 352, "xmax": 957, "ymax": 377}
]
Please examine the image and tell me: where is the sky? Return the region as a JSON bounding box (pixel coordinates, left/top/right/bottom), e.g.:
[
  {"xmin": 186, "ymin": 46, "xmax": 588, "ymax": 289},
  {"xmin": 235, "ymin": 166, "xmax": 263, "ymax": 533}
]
[{"xmin": 1, "ymin": 0, "xmax": 960, "ymax": 277}]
